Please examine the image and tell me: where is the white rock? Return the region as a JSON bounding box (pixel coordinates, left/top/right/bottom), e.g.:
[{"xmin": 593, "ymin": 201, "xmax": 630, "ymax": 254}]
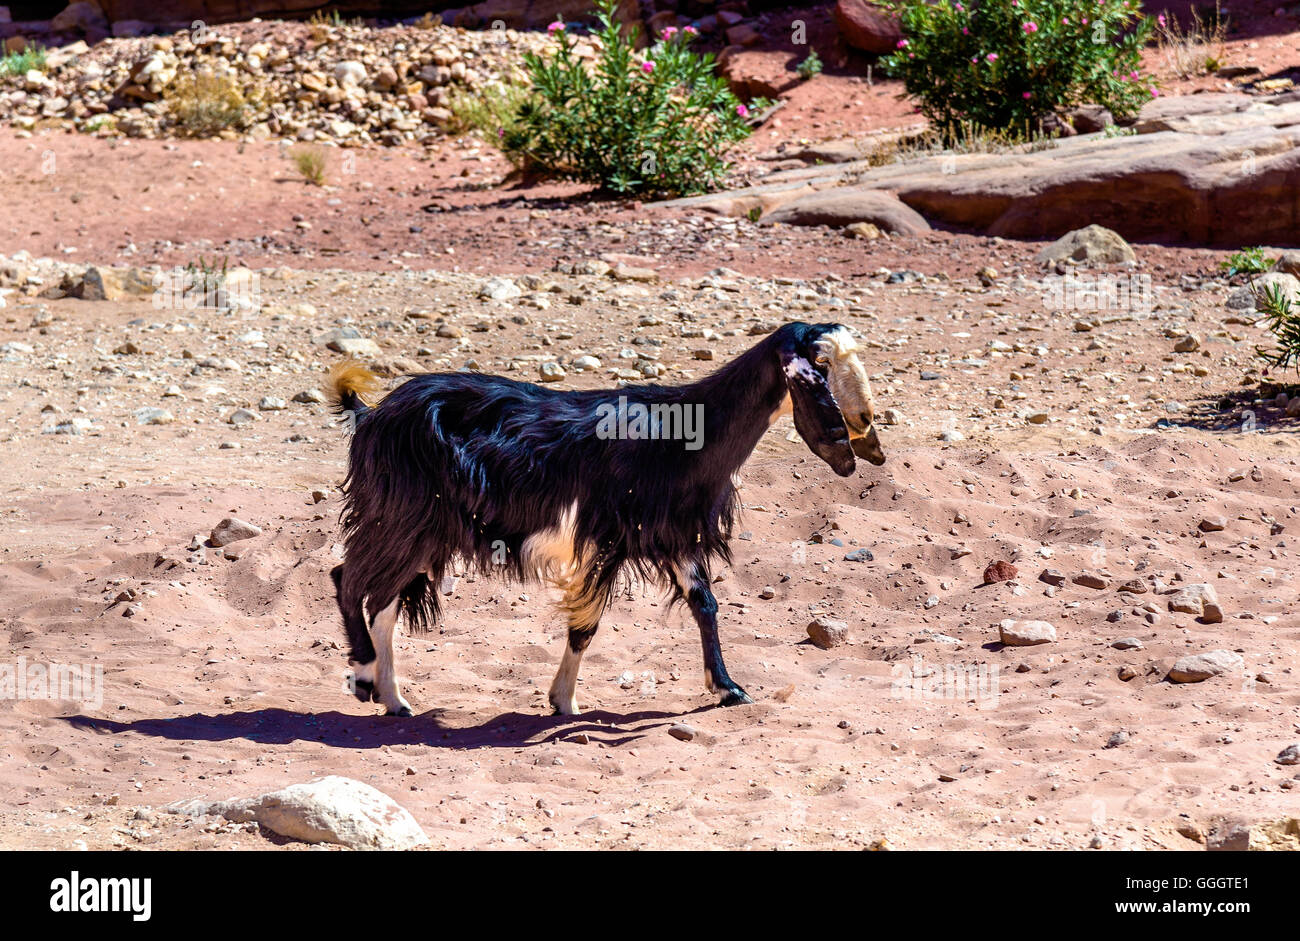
[
  {"xmin": 167, "ymin": 776, "xmax": 428, "ymax": 850},
  {"xmin": 1168, "ymin": 650, "xmax": 1243, "ymax": 683},
  {"xmin": 999, "ymin": 619, "xmax": 1056, "ymax": 646}
]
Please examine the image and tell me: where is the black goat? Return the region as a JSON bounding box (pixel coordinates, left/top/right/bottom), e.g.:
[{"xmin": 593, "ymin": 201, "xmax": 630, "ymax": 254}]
[{"xmin": 328, "ymin": 321, "xmax": 884, "ymax": 716}]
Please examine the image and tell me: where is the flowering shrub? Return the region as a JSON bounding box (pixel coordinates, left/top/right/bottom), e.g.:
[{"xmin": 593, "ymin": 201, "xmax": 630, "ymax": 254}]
[
  {"xmin": 498, "ymin": 0, "xmax": 765, "ymax": 197},
  {"xmin": 881, "ymin": 0, "xmax": 1155, "ymax": 139}
]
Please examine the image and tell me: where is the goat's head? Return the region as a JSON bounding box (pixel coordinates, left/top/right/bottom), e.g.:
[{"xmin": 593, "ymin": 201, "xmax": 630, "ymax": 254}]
[{"xmin": 777, "ymin": 323, "xmax": 885, "ymax": 476}]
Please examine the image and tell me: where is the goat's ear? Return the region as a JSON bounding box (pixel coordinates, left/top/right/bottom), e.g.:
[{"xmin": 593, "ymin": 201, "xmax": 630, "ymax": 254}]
[{"xmin": 779, "ymin": 344, "xmax": 856, "ymax": 477}]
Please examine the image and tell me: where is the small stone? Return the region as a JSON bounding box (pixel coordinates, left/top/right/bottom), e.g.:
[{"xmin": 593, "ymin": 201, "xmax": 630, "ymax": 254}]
[
  {"xmin": 1275, "ymin": 744, "xmax": 1300, "ymax": 766},
  {"xmin": 328, "ymin": 337, "xmax": 382, "ymax": 358},
  {"xmin": 1198, "ymin": 516, "xmax": 1226, "ymax": 532},
  {"xmin": 478, "ymin": 277, "xmax": 521, "ymax": 301},
  {"xmin": 1111, "ymin": 637, "xmax": 1143, "ymax": 650},
  {"xmin": 1168, "ymin": 650, "xmax": 1243, "ymax": 683},
  {"xmin": 538, "ymin": 362, "xmax": 566, "ymax": 382},
  {"xmin": 982, "ymin": 560, "xmax": 1017, "ymax": 583},
  {"xmin": 668, "ymin": 723, "xmax": 697, "ymax": 742},
  {"xmin": 258, "ymin": 396, "xmax": 288, "ymax": 411},
  {"xmin": 1039, "ymin": 569, "xmax": 1067, "ymax": 587},
  {"xmin": 759, "ymin": 585, "xmax": 776, "ymax": 600},
  {"xmin": 1168, "ymin": 583, "xmax": 1218, "ymax": 618},
  {"xmin": 1072, "ymin": 572, "xmax": 1108, "ymax": 589},
  {"xmin": 807, "ymin": 616, "xmax": 852, "ymax": 649},
  {"xmin": 210, "ymin": 517, "xmax": 261, "ymax": 548},
  {"xmin": 293, "ymin": 389, "xmax": 326, "ymax": 404},
  {"xmin": 135, "ymin": 407, "xmax": 173, "ymax": 425},
  {"xmin": 843, "ymin": 548, "xmax": 874, "ymax": 562},
  {"xmin": 1105, "ymin": 730, "xmax": 1130, "ymax": 748},
  {"xmin": 998, "ymin": 619, "xmax": 1056, "ymax": 646},
  {"xmin": 227, "ymin": 408, "xmax": 258, "ymax": 425}
]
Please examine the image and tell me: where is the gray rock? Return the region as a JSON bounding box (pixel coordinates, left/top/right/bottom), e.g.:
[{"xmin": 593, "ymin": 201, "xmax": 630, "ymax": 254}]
[
  {"xmin": 1035, "ymin": 225, "xmax": 1136, "ymax": 266},
  {"xmin": 1274, "ymin": 744, "xmax": 1300, "ymax": 766},
  {"xmin": 1168, "ymin": 649, "xmax": 1243, "ymax": 683}
]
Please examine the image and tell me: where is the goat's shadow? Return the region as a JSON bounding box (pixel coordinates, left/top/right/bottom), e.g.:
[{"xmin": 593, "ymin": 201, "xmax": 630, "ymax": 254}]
[{"xmin": 57, "ymin": 704, "xmax": 707, "ymax": 751}]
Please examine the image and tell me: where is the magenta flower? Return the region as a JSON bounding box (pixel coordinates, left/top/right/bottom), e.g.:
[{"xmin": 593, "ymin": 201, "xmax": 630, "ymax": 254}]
[
  {"xmin": 1022, "ymin": 91, "xmax": 1032, "ymax": 99},
  {"xmin": 962, "ymin": 26, "xmax": 969, "ymax": 33},
  {"xmin": 897, "ymin": 38, "xmax": 909, "ymax": 48},
  {"xmin": 662, "ymin": 26, "xmax": 678, "ymax": 38},
  {"xmin": 1157, "ymin": 13, "xmax": 1166, "ymax": 26},
  {"xmin": 641, "ymin": 60, "xmax": 654, "ymax": 74},
  {"xmin": 547, "ymin": 20, "xmax": 564, "ymax": 34},
  {"xmin": 1151, "ymin": 88, "xmax": 1160, "ymax": 97},
  {"xmin": 684, "ymin": 25, "xmax": 697, "ymax": 34},
  {"xmin": 1024, "ymin": 21, "xmax": 1039, "ymax": 32},
  {"xmin": 986, "ymin": 52, "xmax": 998, "ymax": 62},
  {"xmin": 736, "ymin": 103, "xmax": 749, "ymax": 117}
]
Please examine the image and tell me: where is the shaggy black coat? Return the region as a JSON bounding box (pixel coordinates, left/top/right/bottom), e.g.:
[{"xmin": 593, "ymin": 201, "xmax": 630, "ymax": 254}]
[{"xmin": 331, "ymin": 321, "xmax": 862, "ymax": 683}]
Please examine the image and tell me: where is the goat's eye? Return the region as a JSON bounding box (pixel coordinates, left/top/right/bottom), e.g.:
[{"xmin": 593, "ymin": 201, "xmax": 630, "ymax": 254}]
[{"xmin": 815, "ymin": 355, "xmax": 829, "ymax": 365}]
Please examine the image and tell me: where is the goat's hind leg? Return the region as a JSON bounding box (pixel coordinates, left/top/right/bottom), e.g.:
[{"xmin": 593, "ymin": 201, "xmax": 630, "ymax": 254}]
[
  {"xmin": 677, "ymin": 563, "xmax": 753, "ymax": 707},
  {"xmin": 332, "ymin": 564, "xmax": 377, "ymax": 704},
  {"xmin": 368, "ymin": 596, "xmax": 412, "ymax": 717}
]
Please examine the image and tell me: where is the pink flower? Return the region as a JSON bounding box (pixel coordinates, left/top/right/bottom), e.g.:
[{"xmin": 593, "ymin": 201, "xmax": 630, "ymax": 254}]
[
  {"xmin": 662, "ymin": 26, "xmax": 678, "ymax": 38},
  {"xmin": 641, "ymin": 60, "xmax": 654, "ymax": 73},
  {"xmin": 736, "ymin": 103, "xmax": 749, "ymax": 117},
  {"xmin": 962, "ymin": 27, "xmax": 969, "ymax": 33},
  {"xmin": 684, "ymin": 25, "xmax": 697, "ymax": 34},
  {"xmin": 1157, "ymin": 13, "xmax": 1166, "ymax": 26},
  {"xmin": 1024, "ymin": 21, "xmax": 1039, "ymax": 31},
  {"xmin": 1023, "ymin": 91, "xmax": 1032, "ymax": 98},
  {"xmin": 1151, "ymin": 87, "xmax": 1160, "ymax": 97},
  {"xmin": 547, "ymin": 20, "xmax": 564, "ymax": 34},
  {"xmin": 1129, "ymin": 70, "xmax": 1138, "ymax": 79},
  {"xmin": 986, "ymin": 52, "xmax": 998, "ymax": 62},
  {"xmin": 1081, "ymin": 17, "xmax": 1088, "ymax": 24},
  {"xmin": 954, "ymin": 2, "xmax": 964, "ymax": 8},
  {"xmin": 897, "ymin": 38, "xmax": 909, "ymax": 48}
]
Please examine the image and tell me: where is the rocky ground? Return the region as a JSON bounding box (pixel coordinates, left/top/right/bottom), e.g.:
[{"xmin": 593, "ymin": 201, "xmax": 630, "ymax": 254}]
[
  {"xmin": 1, "ymin": 6, "xmax": 1299, "ymax": 852},
  {"xmin": 2, "ymin": 239, "xmax": 1299, "ymax": 850}
]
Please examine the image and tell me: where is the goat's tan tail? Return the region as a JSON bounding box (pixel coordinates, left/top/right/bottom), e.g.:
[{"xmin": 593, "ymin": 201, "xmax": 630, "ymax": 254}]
[{"xmin": 327, "ymin": 361, "xmax": 382, "ymax": 414}]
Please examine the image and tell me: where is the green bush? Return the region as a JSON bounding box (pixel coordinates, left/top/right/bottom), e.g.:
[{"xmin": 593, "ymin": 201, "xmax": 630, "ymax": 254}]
[
  {"xmin": 881, "ymin": 0, "xmax": 1155, "ymax": 140},
  {"xmin": 1, "ymin": 44, "xmax": 47, "ymax": 76},
  {"xmin": 797, "ymin": 49, "xmax": 824, "ymax": 79},
  {"xmin": 498, "ymin": 0, "xmax": 766, "ymax": 197}
]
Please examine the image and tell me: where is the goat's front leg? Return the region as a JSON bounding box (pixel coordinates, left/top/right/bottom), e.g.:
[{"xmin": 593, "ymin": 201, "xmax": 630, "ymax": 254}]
[
  {"xmin": 548, "ymin": 578, "xmax": 607, "ymax": 715},
  {"xmin": 678, "ymin": 564, "xmax": 753, "ymax": 707}
]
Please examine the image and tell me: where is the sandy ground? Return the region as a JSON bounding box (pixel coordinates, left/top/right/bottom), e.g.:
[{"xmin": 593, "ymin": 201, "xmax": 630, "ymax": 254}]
[
  {"xmin": 1, "ymin": 251, "xmax": 1298, "ymax": 850},
  {"xmin": 1, "ymin": 9, "xmax": 1298, "ymax": 849}
]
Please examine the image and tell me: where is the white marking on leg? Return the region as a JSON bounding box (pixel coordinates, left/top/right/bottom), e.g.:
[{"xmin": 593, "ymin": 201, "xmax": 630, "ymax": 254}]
[
  {"xmin": 548, "ymin": 643, "xmax": 583, "ymax": 715},
  {"xmin": 369, "ymin": 600, "xmax": 411, "ymax": 715},
  {"xmin": 350, "ymin": 660, "xmax": 375, "ymax": 683}
]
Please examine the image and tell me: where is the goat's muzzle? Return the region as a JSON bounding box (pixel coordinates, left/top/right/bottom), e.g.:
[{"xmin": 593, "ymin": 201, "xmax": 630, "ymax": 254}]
[{"xmin": 851, "ymin": 425, "xmax": 886, "ymax": 466}]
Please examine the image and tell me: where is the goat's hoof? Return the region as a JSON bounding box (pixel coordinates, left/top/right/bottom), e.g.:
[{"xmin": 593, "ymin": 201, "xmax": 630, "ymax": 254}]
[
  {"xmin": 549, "ymin": 696, "xmax": 581, "ymax": 716},
  {"xmin": 385, "ymin": 704, "xmax": 414, "ymax": 718},
  {"xmin": 718, "ymin": 686, "xmax": 754, "ymax": 707}
]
